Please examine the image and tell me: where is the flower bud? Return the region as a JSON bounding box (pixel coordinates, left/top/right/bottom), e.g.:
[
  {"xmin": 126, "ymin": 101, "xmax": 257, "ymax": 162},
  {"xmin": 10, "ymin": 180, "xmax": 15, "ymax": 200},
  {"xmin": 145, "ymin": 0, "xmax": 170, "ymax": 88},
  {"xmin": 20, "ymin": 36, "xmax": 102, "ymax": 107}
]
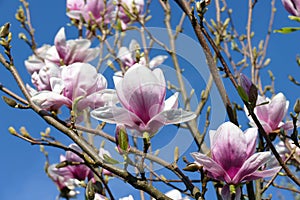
[
  {"xmin": 294, "ymin": 99, "xmax": 300, "ymax": 113},
  {"xmin": 239, "ymin": 73, "xmax": 258, "ymax": 107},
  {"xmin": 115, "ymin": 124, "xmax": 130, "ymax": 154},
  {"xmin": 0, "ymin": 23, "xmax": 10, "ymax": 38}
]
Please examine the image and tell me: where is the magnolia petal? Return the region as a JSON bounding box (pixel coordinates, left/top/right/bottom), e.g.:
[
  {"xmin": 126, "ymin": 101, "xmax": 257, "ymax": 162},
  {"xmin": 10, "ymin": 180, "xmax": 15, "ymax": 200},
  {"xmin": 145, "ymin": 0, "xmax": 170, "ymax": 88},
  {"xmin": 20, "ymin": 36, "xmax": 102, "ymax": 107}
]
[
  {"xmin": 209, "ymin": 130, "xmax": 217, "ymax": 147},
  {"xmin": 77, "ymin": 89, "xmax": 118, "ymax": 111},
  {"xmin": 268, "ymin": 93, "xmax": 288, "ymax": 129},
  {"xmin": 117, "ymin": 46, "xmax": 135, "ymax": 67},
  {"xmin": 164, "ymin": 92, "xmax": 179, "ymax": 111},
  {"xmin": 191, "ymin": 152, "xmax": 230, "ymax": 182},
  {"xmin": 232, "ymin": 151, "xmax": 271, "ymax": 184},
  {"xmin": 211, "ymin": 122, "xmax": 248, "ymax": 176},
  {"xmin": 165, "ymin": 189, "xmax": 182, "ymax": 199},
  {"xmin": 242, "ymin": 167, "xmax": 281, "ymax": 182},
  {"xmin": 147, "ymin": 109, "xmax": 196, "ymax": 133},
  {"xmin": 149, "ymin": 55, "xmax": 168, "ymax": 69},
  {"xmin": 119, "ymin": 65, "xmax": 166, "ymax": 121},
  {"xmin": 244, "ymin": 127, "xmax": 258, "ymax": 157},
  {"xmin": 61, "ymin": 63, "xmax": 98, "ymax": 99},
  {"xmin": 91, "ymin": 106, "xmax": 144, "ymax": 130},
  {"xmin": 255, "ymin": 95, "xmax": 270, "ymax": 123},
  {"xmin": 54, "ymin": 27, "xmax": 68, "ymax": 59},
  {"xmin": 66, "ymin": 144, "xmax": 83, "ymax": 162},
  {"xmin": 31, "ymin": 91, "xmax": 72, "ymax": 110}
]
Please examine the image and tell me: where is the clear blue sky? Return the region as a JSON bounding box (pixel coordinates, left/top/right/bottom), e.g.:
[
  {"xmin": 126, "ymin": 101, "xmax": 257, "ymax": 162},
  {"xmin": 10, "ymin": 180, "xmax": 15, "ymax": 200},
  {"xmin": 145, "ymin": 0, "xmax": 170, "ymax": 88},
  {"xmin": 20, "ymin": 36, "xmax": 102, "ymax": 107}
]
[{"xmin": 0, "ymin": 0, "xmax": 299, "ymax": 199}]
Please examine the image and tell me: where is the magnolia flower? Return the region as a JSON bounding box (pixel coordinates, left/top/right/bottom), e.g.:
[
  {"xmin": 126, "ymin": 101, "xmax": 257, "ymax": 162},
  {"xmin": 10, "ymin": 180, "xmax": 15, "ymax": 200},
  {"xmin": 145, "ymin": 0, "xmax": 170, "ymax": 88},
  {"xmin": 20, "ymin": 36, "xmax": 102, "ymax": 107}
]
[
  {"xmin": 31, "ymin": 62, "xmax": 115, "ymax": 114},
  {"xmin": 245, "ymin": 92, "xmax": 289, "ymax": 134},
  {"xmin": 117, "ymin": 40, "xmax": 167, "ymax": 69},
  {"xmin": 281, "ymin": 0, "xmax": 300, "ymax": 16},
  {"xmin": 191, "ymin": 122, "xmax": 280, "ymax": 199},
  {"xmin": 116, "ymin": 0, "xmax": 144, "ymax": 29},
  {"xmin": 91, "ymin": 64, "xmax": 196, "ymax": 136},
  {"xmin": 48, "ymin": 164, "xmax": 80, "ymax": 199},
  {"xmin": 48, "ymin": 144, "xmax": 93, "ymax": 198},
  {"xmin": 67, "ymin": 0, "xmax": 113, "ymax": 25},
  {"xmin": 46, "ymin": 27, "xmax": 99, "ymax": 66}
]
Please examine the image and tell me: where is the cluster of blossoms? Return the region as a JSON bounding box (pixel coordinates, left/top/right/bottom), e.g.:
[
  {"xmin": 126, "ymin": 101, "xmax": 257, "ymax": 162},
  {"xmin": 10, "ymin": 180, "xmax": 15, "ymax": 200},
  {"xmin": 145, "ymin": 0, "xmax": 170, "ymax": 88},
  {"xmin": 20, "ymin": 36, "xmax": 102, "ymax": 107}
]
[
  {"xmin": 20, "ymin": 0, "xmax": 300, "ymax": 199},
  {"xmin": 25, "ymin": 27, "xmax": 116, "ymax": 121},
  {"xmin": 66, "ymin": 0, "xmax": 144, "ymax": 32}
]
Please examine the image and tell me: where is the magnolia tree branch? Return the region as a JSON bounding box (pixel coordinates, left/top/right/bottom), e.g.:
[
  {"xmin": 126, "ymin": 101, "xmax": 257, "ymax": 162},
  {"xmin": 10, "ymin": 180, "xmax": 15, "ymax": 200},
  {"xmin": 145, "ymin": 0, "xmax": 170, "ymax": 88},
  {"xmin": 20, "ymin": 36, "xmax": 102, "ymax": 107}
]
[
  {"xmin": 173, "ymin": 0, "xmax": 238, "ymax": 126},
  {"xmin": 0, "ymin": 53, "xmax": 174, "ymax": 200}
]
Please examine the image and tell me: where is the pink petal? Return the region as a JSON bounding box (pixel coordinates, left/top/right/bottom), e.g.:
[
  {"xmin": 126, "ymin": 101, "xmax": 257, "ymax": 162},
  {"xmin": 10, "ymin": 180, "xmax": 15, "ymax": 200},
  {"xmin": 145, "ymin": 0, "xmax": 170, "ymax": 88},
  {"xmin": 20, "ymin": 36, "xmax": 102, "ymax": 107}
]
[
  {"xmin": 118, "ymin": 64, "xmax": 166, "ymax": 123},
  {"xmin": 244, "ymin": 127, "xmax": 258, "ymax": 157},
  {"xmin": 242, "ymin": 167, "xmax": 281, "ymax": 182},
  {"xmin": 232, "ymin": 151, "xmax": 272, "ymax": 184},
  {"xmin": 54, "ymin": 27, "xmax": 67, "ymax": 60},
  {"xmin": 211, "ymin": 122, "xmax": 248, "ymax": 178},
  {"xmin": 91, "ymin": 106, "xmax": 145, "ymax": 131},
  {"xmin": 61, "ymin": 63, "xmax": 99, "ymax": 100},
  {"xmin": 191, "ymin": 152, "xmax": 231, "ymax": 182},
  {"xmin": 31, "ymin": 91, "xmax": 72, "ymax": 110},
  {"xmin": 268, "ymin": 93, "xmax": 288, "ymax": 130},
  {"xmin": 164, "ymin": 92, "xmax": 179, "ymax": 110}
]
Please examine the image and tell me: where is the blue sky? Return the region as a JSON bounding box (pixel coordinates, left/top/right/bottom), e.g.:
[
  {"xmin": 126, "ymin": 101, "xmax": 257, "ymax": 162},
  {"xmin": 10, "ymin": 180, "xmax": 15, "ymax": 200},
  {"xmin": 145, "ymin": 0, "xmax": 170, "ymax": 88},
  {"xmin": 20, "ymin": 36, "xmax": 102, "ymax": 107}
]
[{"xmin": 0, "ymin": 0, "xmax": 299, "ymax": 199}]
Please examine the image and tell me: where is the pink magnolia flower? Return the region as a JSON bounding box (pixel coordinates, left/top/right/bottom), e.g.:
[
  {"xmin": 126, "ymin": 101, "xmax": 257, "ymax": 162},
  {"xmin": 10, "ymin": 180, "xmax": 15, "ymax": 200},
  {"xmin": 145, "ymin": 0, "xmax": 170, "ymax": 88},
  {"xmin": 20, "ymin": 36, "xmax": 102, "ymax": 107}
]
[
  {"xmin": 91, "ymin": 64, "xmax": 196, "ymax": 136},
  {"xmin": 31, "ymin": 62, "xmax": 115, "ymax": 113},
  {"xmin": 117, "ymin": 40, "xmax": 167, "ymax": 69},
  {"xmin": 191, "ymin": 122, "xmax": 280, "ymax": 199},
  {"xmin": 67, "ymin": 0, "xmax": 113, "ymax": 25},
  {"xmin": 48, "ymin": 144, "xmax": 93, "ymax": 198},
  {"xmin": 281, "ymin": 0, "xmax": 300, "ymax": 16},
  {"xmin": 46, "ymin": 27, "xmax": 99, "ymax": 66},
  {"xmin": 116, "ymin": 0, "xmax": 144, "ymax": 29},
  {"xmin": 245, "ymin": 92, "xmax": 289, "ymax": 134}
]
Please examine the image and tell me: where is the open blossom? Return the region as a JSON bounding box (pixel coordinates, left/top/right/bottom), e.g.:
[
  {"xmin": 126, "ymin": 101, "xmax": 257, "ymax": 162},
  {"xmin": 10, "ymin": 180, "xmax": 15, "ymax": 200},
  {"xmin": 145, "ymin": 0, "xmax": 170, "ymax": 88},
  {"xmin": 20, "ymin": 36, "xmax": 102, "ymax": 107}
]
[
  {"xmin": 116, "ymin": 0, "xmax": 144, "ymax": 29},
  {"xmin": 48, "ymin": 144, "xmax": 93, "ymax": 198},
  {"xmin": 31, "ymin": 62, "xmax": 115, "ymax": 113},
  {"xmin": 281, "ymin": 0, "xmax": 300, "ymax": 16},
  {"xmin": 245, "ymin": 92, "xmax": 290, "ymax": 134},
  {"xmin": 67, "ymin": 0, "xmax": 113, "ymax": 25},
  {"xmin": 117, "ymin": 40, "xmax": 167, "ymax": 69},
  {"xmin": 46, "ymin": 27, "xmax": 99, "ymax": 66},
  {"xmin": 191, "ymin": 122, "xmax": 280, "ymax": 199},
  {"xmin": 91, "ymin": 64, "xmax": 196, "ymax": 136}
]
